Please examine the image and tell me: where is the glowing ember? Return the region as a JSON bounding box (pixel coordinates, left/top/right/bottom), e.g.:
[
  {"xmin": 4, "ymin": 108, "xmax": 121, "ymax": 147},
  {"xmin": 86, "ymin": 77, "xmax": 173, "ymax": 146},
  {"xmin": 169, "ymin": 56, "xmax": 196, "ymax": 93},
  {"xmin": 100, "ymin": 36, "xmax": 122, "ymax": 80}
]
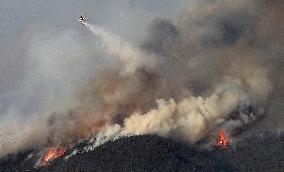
[
  {"xmin": 216, "ymin": 129, "xmax": 229, "ymax": 149},
  {"xmin": 41, "ymin": 147, "xmax": 66, "ymax": 166}
]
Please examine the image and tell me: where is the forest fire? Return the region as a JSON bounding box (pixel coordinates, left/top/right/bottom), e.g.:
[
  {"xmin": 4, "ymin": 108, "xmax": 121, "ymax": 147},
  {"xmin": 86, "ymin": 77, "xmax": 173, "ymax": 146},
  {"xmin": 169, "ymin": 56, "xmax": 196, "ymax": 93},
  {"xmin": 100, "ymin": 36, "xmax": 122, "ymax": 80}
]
[
  {"xmin": 216, "ymin": 129, "xmax": 229, "ymax": 149},
  {"xmin": 40, "ymin": 147, "xmax": 66, "ymax": 166}
]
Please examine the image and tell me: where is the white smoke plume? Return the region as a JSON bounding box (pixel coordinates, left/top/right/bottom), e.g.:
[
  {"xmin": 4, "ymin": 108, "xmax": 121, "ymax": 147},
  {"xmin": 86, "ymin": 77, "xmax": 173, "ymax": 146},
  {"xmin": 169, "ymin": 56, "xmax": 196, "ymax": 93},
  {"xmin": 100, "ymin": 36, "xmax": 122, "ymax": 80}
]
[
  {"xmin": 93, "ymin": 64, "xmax": 272, "ymax": 146},
  {"xmin": 84, "ymin": 23, "xmax": 156, "ymax": 75}
]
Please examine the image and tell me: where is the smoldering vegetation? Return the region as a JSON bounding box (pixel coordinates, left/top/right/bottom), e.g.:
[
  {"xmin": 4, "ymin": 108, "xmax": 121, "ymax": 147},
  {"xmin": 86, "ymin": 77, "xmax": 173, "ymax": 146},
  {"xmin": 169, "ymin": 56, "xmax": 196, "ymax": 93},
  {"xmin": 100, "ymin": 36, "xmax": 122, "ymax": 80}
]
[{"xmin": 0, "ymin": 0, "xmax": 283, "ymax": 158}]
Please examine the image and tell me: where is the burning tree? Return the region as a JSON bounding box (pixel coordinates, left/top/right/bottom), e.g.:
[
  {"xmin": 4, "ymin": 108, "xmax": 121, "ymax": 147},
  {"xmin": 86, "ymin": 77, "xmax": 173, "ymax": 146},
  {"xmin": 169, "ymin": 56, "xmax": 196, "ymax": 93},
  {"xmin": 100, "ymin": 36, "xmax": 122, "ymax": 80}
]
[{"xmin": 216, "ymin": 129, "xmax": 229, "ymax": 149}]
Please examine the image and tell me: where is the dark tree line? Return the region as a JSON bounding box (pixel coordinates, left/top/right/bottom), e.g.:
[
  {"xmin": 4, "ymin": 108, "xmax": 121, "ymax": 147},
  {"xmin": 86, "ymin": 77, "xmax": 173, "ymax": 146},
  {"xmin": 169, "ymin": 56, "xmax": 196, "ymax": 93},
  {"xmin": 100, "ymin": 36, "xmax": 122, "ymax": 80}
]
[{"xmin": 1, "ymin": 133, "xmax": 283, "ymax": 172}]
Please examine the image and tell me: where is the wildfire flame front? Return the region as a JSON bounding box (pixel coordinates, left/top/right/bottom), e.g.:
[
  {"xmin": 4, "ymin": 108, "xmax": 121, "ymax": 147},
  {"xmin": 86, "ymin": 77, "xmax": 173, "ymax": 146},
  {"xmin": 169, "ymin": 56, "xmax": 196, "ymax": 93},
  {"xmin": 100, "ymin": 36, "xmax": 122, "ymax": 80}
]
[{"xmin": 41, "ymin": 147, "xmax": 66, "ymax": 166}]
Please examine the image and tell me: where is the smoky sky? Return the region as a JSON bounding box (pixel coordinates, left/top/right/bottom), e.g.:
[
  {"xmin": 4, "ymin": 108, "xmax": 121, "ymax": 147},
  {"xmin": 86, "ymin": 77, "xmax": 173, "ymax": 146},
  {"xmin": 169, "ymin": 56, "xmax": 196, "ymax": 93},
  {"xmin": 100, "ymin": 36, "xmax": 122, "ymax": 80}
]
[
  {"xmin": 0, "ymin": 0, "xmax": 283, "ymax": 158},
  {"xmin": 0, "ymin": 0, "xmax": 188, "ymax": 112},
  {"xmin": 0, "ymin": 0, "xmax": 187, "ymax": 93}
]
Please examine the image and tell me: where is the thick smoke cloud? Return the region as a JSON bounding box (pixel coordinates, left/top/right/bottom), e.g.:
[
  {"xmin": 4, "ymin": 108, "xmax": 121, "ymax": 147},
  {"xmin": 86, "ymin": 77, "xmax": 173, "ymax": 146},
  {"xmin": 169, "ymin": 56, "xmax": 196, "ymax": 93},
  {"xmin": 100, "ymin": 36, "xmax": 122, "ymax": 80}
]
[
  {"xmin": 0, "ymin": 29, "xmax": 102, "ymax": 157},
  {"xmin": 84, "ymin": 0, "xmax": 281, "ymax": 145},
  {"xmin": 0, "ymin": 0, "xmax": 283, "ymax": 158}
]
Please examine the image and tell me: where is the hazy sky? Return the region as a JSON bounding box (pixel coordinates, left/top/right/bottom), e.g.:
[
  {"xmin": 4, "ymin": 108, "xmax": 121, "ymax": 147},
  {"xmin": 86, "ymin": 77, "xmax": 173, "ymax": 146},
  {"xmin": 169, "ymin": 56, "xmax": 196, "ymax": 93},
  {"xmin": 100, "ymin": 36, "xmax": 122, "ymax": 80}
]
[
  {"xmin": 0, "ymin": 0, "xmax": 190, "ymax": 120},
  {"xmin": 0, "ymin": 0, "xmax": 188, "ymax": 95}
]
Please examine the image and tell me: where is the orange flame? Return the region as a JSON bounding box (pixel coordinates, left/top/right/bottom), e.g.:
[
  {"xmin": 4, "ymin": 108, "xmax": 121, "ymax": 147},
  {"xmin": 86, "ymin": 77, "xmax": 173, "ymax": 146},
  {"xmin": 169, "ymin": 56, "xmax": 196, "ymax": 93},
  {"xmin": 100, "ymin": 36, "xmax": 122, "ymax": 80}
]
[
  {"xmin": 41, "ymin": 147, "xmax": 66, "ymax": 166},
  {"xmin": 216, "ymin": 129, "xmax": 229, "ymax": 149}
]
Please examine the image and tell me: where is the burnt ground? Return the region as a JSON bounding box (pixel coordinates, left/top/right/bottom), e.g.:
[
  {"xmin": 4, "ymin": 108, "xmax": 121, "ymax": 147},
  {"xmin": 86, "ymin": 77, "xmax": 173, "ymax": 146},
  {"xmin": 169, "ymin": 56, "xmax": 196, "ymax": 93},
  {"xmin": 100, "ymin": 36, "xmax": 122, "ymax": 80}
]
[{"xmin": 0, "ymin": 133, "xmax": 283, "ymax": 172}]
